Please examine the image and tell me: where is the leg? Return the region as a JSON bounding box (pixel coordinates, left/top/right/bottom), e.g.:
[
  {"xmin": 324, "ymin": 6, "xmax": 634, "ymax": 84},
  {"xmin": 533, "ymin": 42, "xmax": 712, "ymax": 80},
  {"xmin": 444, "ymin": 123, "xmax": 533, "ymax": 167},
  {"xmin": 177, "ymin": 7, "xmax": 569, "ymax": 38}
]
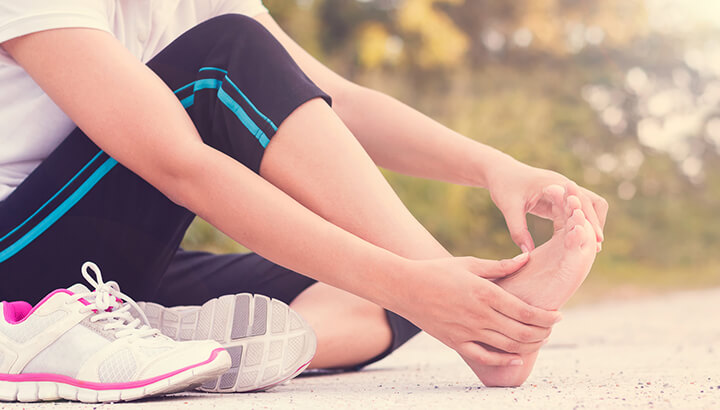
[
  {"xmin": 257, "ymin": 99, "xmax": 453, "ymax": 368},
  {"xmin": 261, "ymin": 98, "xmax": 450, "ymax": 261},
  {"xmin": 289, "ymin": 283, "xmax": 393, "ymax": 369}
]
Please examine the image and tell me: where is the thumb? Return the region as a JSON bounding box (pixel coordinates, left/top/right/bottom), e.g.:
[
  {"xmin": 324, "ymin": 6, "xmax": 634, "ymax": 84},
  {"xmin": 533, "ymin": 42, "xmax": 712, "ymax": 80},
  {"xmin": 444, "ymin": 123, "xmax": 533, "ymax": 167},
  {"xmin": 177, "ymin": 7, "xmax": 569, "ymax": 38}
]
[
  {"xmin": 502, "ymin": 204, "xmax": 535, "ymax": 252},
  {"xmin": 464, "ymin": 254, "xmax": 529, "ymax": 279}
]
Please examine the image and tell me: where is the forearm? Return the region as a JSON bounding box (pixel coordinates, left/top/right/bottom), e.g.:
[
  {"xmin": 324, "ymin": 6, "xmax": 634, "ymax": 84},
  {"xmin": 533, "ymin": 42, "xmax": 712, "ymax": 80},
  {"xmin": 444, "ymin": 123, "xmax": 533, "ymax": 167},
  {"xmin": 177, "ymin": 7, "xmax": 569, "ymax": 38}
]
[{"xmin": 334, "ymin": 85, "xmax": 515, "ymax": 188}]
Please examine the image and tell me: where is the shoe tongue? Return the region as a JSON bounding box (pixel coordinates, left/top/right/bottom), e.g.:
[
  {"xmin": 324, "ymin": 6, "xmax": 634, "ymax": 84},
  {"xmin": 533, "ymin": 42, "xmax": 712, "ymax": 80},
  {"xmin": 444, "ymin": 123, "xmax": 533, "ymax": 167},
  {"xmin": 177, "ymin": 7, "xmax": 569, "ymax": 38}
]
[{"xmin": 67, "ymin": 283, "xmax": 91, "ymax": 294}]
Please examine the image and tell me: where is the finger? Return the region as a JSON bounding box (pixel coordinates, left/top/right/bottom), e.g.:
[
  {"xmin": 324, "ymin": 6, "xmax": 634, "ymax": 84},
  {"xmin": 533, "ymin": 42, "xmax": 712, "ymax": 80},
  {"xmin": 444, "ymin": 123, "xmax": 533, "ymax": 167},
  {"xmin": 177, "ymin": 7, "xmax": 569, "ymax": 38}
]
[
  {"xmin": 488, "ymin": 283, "xmax": 562, "ymax": 327},
  {"xmin": 474, "ymin": 329, "xmax": 547, "ymax": 354},
  {"xmin": 527, "ymin": 185, "xmax": 564, "ymax": 219},
  {"xmin": 543, "ymin": 184, "xmax": 567, "ymax": 232},
  {"xmin": 458, "ymin": 341, "xmax": 524, "ymax": 367},
  {"xmin": 464, "ymin": 254, "xmax": 529, "ymax": 279},
  {"xmin": 489, "ymin": 309, "xmax": 553, "ymax": 343},
  {"xmin": 566, "ymin": 182, "xmax": 603, "ymax": 242},
  {"xmin": 542, "ymin": 184, "xmax": 566, "ymax": 210},
  {"xmin": 585, "ymin": 188, "xmax": 609, "ymax": 229},
  {"xmin": 502, "ymin": 204, "xmax": 535, "ymax": 252}
]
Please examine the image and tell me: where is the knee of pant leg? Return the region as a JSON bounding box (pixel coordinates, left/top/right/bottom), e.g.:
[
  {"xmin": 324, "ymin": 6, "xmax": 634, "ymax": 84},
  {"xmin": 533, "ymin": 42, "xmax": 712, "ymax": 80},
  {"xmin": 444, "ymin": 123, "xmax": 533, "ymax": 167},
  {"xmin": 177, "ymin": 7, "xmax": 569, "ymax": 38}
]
[
  {"xmin": 190, "ymin": 13, "xmax": 293, "ymax": 78},
  {"xmin": 196, "ymin": 13, "xmax": 277, "ymax": 48}
]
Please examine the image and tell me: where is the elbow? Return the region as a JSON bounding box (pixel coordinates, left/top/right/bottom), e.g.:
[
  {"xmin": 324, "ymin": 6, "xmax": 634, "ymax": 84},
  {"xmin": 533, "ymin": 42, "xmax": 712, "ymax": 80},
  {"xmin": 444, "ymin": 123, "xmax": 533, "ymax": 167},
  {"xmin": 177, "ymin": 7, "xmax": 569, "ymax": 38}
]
[
  {"xmin": 158, "ymin": 173, "xmax": 195, "ymax": 210},
  {"xmin": 139, "ymin": 143, "xmax": 208, "ymax": 210}
]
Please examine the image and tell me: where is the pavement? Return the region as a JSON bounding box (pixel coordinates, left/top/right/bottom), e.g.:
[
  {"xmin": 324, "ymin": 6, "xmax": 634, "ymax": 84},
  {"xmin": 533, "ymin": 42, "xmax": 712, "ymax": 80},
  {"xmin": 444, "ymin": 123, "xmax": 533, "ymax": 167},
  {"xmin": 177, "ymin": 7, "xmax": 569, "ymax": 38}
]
[{"xmin": 2, "ymin": 287, "xmax": 719, "ymax": 409}]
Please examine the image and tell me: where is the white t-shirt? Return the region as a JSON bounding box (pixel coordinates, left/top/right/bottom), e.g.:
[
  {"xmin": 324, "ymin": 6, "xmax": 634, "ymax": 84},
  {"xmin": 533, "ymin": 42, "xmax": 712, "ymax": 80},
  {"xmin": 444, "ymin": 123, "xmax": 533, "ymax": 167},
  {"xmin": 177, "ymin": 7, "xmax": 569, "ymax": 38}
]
[{"xmin": 0, "ymin": 0, "xmax": 268, "ymax": 201}]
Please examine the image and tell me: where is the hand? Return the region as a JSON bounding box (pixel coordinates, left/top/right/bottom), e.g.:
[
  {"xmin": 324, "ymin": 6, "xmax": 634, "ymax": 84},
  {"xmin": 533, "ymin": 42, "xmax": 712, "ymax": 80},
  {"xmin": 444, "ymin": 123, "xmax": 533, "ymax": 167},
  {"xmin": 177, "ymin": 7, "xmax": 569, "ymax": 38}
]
[
  {"xmin": 393, "ymin": 255, "xmax": 562, "ymax": 366},
  {"xmin": 485, "ymin": 157, "xmax": 608, "ymax": 252}
]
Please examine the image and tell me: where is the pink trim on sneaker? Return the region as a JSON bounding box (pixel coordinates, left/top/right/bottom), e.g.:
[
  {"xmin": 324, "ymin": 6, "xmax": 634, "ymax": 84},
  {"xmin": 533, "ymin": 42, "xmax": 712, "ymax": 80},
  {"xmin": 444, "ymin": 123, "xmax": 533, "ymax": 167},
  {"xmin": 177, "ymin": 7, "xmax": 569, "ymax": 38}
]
[
  {"xmin": 3, "ymin": 289, "xmax": 91, "ymax": 325},
  {"xmin": 1, "ymin": 302, "xmax": 31, "ymax": 323},
  {"xmin": 0, "ymin": 348, "xmax": 226, "ymax": 391}
]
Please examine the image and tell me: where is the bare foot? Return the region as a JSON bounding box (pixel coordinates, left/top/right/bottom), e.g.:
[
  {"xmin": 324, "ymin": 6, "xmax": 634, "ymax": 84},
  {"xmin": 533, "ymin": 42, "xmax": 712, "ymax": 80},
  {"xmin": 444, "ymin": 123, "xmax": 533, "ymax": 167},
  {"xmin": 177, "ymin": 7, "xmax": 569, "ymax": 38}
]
[{"xmin": 465, "ymin": 189, "xmax": 597, "ymax": 387}]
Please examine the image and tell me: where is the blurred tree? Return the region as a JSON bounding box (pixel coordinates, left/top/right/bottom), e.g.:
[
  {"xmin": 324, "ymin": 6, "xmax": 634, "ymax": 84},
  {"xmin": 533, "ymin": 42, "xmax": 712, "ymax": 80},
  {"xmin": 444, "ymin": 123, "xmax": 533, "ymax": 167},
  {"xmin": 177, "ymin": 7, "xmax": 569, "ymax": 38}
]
[{"xmin": 396, "ymin": 0, "xmax": 469, "ymax": 68}]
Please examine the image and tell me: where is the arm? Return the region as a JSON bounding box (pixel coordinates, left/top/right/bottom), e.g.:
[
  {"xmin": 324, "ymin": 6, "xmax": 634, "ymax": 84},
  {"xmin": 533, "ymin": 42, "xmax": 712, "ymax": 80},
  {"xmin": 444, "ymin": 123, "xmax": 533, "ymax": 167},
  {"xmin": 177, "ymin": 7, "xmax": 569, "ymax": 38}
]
[
  {"xmin": 3, "ymin": 28, "xmax": 560, "ymax": 365},
  {"xmin": 254, "ymin": 14, "xmax": 608, "ymax": 252}
]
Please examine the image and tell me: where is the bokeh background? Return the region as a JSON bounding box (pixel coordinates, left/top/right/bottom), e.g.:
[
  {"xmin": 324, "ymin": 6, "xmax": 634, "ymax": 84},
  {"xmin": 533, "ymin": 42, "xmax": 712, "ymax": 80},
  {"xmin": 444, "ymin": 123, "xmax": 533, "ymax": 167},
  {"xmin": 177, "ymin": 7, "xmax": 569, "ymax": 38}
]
[{"xmin": 183, "ymin": 0, "xmax": 720, "ymax": 304}]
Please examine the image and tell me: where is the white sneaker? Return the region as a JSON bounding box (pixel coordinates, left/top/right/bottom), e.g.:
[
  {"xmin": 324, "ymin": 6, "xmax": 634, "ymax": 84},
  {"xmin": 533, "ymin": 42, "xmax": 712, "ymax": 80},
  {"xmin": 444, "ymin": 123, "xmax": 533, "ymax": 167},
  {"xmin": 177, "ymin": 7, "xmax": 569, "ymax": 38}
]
[
  {"xmin": 137, "ymin": 293, "xmax": 316, "ymax": 393},
  {"xmin": 0, "ymin": 262, "xmax": 231, "ymax": 403}
]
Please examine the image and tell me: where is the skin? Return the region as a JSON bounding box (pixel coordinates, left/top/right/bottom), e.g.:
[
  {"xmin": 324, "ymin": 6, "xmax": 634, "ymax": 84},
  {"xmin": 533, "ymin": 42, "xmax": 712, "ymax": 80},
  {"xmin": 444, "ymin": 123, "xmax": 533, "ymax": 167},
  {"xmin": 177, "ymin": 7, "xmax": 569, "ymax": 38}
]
[{"xmin": 2, "ymin": 12, "xmax": 607, "ymax": 384}]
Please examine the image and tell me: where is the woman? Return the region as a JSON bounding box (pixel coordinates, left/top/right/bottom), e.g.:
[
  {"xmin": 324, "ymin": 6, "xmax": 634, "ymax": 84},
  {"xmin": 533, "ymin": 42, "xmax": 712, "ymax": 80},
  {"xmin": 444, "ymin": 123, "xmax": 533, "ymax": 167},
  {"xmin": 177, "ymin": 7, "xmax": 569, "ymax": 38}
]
[{"xmin": 0, "ymin": 0, "xmax": 606, "ymax": 401}]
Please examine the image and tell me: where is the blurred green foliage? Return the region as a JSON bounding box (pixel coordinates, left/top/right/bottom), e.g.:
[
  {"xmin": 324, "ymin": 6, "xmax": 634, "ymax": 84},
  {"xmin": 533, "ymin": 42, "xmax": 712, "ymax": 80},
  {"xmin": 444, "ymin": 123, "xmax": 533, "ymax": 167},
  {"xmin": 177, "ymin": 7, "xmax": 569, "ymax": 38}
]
[{"xmin": 183, "ymin": 0, "xmax": 720, "ymax": 302}]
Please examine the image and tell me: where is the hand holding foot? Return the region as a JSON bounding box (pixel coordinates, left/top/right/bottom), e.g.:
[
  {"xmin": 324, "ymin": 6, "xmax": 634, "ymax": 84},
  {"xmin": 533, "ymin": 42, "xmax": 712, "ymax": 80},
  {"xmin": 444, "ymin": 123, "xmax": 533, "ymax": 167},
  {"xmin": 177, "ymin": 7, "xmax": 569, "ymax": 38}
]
[
  {"xmin": 466, "ymin": 186, "xmax": 598, "ymax": 387},
  {"xmin": 393, "ymin": 255, "xmax": 562, "ymax": 369}
]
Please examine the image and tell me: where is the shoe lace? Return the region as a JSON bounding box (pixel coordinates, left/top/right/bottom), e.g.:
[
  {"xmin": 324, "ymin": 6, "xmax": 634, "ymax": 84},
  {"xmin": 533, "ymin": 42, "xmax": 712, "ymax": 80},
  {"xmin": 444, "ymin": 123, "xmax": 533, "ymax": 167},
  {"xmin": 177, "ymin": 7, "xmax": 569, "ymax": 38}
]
[{"xmin": 67, "ymin": 261, "xmax": 160, "ymax": 340}]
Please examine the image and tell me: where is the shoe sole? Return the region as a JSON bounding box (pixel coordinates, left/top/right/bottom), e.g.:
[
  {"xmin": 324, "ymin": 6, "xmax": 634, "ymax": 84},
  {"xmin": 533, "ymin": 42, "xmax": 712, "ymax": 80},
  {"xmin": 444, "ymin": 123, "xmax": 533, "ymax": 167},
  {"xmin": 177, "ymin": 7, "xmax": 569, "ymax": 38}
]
[
  {"xmin": 0, "ymin": 349, "xmax": 230, "ymax": 403},
  {"xmin": 137, "ymin": 294, "xmax": 316, "ymax": 393}
]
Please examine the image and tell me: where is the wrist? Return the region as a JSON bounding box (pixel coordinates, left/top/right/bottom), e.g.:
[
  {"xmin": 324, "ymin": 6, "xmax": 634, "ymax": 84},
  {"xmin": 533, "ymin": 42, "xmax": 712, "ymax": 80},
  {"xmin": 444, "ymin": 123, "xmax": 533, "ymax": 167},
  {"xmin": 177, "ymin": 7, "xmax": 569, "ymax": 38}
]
[
  {"xmin": 377, "ymin": 259, "xmax": 444, "ymax": 319},
  {"xmin": 374, "ymin": 256, "xmax": 419, "ymax": 313},
  {"xmin": 466, "ymin": 144, "xmax": 517, "ymax": 189},
  {"xmin": 334, "ymin": 244, "xmax": 416, "ymax": 312}
]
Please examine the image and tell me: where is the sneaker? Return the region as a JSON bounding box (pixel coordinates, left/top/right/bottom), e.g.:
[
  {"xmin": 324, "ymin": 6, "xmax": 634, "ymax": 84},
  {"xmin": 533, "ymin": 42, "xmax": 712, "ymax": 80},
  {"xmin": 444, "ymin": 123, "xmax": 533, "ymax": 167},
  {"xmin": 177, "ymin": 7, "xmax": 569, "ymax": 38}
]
[
  {"xmin": 0, "ymin": 262, "xmax": 231, "ymax": 403},
  {"xmin": 136, "ymin": 293, "xmax": 316, "ymax": 393}
]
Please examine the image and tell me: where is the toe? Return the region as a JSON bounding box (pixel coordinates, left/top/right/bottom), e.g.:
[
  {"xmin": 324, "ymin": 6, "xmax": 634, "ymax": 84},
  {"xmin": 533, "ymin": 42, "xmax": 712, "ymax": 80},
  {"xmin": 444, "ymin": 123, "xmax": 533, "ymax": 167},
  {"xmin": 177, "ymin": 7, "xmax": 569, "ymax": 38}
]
[
  {"xmin": 582, "ymin": 215, "xmax": 597, "ymax": 248},
  {"xmin": 565, "ymin": 195, "xmax": 582, "ymax": 217},
  {"xmin": 569, "ymin": 215, "xmax": 597, "ymax": 249},
  {"xmin": 564, "ymin": 225, "xmax": 585, "ymax": 249},
  {"xmin": 568, "ymin": 209, "xmax": 586, "ymax": 227}
]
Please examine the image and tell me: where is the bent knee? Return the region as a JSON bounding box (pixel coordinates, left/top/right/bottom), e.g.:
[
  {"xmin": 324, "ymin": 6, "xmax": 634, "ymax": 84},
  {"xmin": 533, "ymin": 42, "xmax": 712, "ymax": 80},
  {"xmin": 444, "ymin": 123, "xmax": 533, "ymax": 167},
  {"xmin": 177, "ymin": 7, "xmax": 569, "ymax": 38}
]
[{"xmin": 196, "ymin": 13, "xmax": 275, "ymax": 45}]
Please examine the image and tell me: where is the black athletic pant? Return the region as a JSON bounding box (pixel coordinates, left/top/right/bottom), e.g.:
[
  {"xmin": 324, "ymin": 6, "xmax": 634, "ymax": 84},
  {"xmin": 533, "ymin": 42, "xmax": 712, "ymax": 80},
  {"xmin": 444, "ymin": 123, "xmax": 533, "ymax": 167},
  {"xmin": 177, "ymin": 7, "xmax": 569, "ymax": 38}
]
[{"xmin": 0, "ymin": 15, "xmax": 419, "ymax": 369}]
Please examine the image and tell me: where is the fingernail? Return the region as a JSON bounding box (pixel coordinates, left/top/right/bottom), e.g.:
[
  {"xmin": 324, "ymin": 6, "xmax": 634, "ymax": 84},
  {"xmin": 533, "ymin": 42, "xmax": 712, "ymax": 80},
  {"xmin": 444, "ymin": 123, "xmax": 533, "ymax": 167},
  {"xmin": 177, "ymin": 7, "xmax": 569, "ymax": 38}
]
[
  {"xmin": 510, "ymin": 359, "xmax": 524, "ymax": 366},
  {"xmin": 513, "ymin": 252, "xmax": 529, "ymax": 261},
  {"xmin": 554, "ymin": 313, "xmax": 563, "ymax": 323},
  {"xmin": 520, "ymin": 245, "xmax": 529, "ymax": 253},
  {"xmin": 597, "ymin": 242, "xmax": 602, "ymax": 252},
  {"xmin": 541, "ymin": 339, "xmax": 550, "ymax": 347}
]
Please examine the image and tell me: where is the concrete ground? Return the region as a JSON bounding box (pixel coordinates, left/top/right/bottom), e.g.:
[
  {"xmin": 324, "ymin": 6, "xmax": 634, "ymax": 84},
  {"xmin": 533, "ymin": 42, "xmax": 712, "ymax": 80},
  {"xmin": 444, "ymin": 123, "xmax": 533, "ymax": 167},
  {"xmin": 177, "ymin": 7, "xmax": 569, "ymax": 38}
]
[{"xmin": 2, "ymin": 287, "xmax": 719, "ymax": 409}]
